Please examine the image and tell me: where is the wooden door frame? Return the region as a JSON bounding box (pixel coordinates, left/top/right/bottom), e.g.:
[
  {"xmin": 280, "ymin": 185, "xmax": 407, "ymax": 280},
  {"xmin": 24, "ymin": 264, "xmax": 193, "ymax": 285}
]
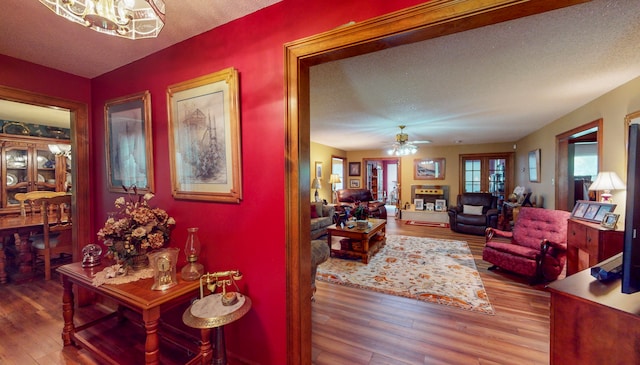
[
  {"xmin": 555, "ymin": 118, "xmax": 603, "ymax": 211},
  {"xmin": 284, "ymin": 0, "xmax": 588, "ymax": 363},
  {"xmin": 0, "ymin": 86, "xmax": 91, "ymax": 266}
]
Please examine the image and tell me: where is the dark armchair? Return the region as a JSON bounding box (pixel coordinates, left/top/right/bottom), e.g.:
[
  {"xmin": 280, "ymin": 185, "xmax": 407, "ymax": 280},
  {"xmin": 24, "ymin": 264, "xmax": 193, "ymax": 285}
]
[
  {"xmin": 335, "ymin": 189, "xmax": 387, "ymax": 219},
  {"xmin": 447, "ymin": 193, "xmax": 498, "ymax": 235},
  {"xmin": 482, "ymin": 207, "xmax": 571, "ymax": 283}
]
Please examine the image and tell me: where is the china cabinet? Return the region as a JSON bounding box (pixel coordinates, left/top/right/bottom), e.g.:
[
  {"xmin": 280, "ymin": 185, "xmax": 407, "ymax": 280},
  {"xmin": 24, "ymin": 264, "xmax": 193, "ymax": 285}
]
[{"xmin": 1, "ymin": 135, "xmax": 70, "ymax": 213}]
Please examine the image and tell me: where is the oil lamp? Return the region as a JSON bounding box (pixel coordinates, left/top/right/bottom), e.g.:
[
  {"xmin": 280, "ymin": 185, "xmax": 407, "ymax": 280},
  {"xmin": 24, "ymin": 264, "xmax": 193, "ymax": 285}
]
[{"xmin": 181, "ymin": 227, "xmax": 204, "ymax": 281}]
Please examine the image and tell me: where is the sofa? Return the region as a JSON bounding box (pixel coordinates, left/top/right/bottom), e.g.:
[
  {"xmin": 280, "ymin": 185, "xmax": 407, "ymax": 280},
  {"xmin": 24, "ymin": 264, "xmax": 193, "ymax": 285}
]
[
  {"xmin": 335, "ymin": 189, "xmax": 387, "ymax": 219},
  {"xmin": 310, "ymin": 202, "xmax": 335, "ymax": 240},
  {"xmin": 482, "ymin": 207, "xmax": 571, "ymax": 283},
  {"xmin": 447, "ymin": 193, "xmax": 499, "ymax": 235}
]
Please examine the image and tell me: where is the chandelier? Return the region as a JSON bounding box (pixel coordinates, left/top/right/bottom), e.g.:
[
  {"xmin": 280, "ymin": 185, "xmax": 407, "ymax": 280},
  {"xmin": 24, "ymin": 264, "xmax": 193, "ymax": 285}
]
[
  {"xmin": 387, "ymin": 125, "xmax": 419, "ymax": 156},
  {"xmin": 39, "ymin": 0, "xmax": 166, "ymax": 39}
]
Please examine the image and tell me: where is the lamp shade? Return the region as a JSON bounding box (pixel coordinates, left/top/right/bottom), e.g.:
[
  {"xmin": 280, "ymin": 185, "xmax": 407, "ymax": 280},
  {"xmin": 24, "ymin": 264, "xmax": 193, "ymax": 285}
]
[
  {"xmin": 312, "ymin": 178, "xmax": 321, "ymax": 189},
  {"xmin": 329, "ymin": 174, "xmax": 341, "ymax": 184},
  {"xmin": 588, "ymin": 172, "xmax": 626, "ymax": 191}
]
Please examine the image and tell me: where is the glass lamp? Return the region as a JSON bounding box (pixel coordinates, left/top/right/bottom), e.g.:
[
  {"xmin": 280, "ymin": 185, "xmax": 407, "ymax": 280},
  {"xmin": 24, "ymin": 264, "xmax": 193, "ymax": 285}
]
[
  {"xmin": 588, "ymin": 171, "xmax": 626, "ymax": 202},
  {"xmin": 329, "ymin": 174, "xmax": 341, "ymax": 203},
  {"xmin": 181, "ymin": 227, "xmax": 204, "ymax": 281}
]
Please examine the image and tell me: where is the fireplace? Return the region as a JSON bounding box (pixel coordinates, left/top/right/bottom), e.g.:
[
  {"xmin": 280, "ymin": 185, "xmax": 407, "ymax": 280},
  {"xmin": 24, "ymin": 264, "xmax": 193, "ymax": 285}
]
[{"xmin": 411, "ymin": 185, "xmax": 449, "ymax": 206}]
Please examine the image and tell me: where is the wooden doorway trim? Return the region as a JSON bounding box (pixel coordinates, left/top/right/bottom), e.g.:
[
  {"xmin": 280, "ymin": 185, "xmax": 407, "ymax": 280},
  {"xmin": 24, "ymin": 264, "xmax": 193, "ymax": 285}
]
[
  {"xmin": 284, "ymin": 0, "xmax": 588, "ymax": 363},
  {"xmin": 0, "ymin": 85, "xmax": 91, "ymax": 265},
  {"xmin": 555, "ymin": 118, "xmax": 603, "ymax": 211}
]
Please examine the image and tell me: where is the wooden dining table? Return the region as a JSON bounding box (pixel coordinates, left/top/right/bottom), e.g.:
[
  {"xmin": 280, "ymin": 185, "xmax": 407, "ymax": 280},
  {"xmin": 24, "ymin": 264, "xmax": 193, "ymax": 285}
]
[{"xmin": 0, "ymin": 213, "xmax": 50, "ymax": 284}]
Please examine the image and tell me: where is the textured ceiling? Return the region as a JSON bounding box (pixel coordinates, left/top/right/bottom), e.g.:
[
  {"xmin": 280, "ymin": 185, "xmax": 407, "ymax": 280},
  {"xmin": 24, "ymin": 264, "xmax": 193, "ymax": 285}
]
[
  {"xmin": 310, "ymin": 0, "xmax": 640, "ymax": 150},
  {"xmin": 0, "ymin": 0, "xmax": 281, "ymax": 78},
  {"xmin": 1, "ymin": 1, "xmax": 639, "ymax": 150}
]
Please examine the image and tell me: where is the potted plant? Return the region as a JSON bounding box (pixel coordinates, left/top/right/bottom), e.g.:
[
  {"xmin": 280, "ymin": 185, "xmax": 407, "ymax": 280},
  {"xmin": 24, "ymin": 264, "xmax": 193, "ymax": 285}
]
[{"xmin": 352, "ymin": 202, "xmax": 369, "ymax": 228}]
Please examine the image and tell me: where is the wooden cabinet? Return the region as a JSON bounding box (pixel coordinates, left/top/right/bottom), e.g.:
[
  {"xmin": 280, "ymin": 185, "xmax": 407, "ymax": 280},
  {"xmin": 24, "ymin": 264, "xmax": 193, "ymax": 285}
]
[
  {"xmin": 566, "ymin": 218, "xmax": 623, "ymax": 275},
  {"xmin": 548, "ymin": 268, "xmax": 640, "ymax": 365},
  {"xmin": 1, "ymin": 135, "xmax": 70, "ymax": 213}
]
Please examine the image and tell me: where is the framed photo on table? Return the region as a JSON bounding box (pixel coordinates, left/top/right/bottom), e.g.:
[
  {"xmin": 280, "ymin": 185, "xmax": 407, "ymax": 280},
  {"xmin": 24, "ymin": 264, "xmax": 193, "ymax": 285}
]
[
  {"xmin": 601, "ymin": 213, "xmax": 620, "ymax": 229},
  {"xmin": 167, "ymin": 68, "xmax": 243, "ymax": 203},
  {"xmin": 104, "ymin": 90, "xmax": 155, "ymax": 193},
  {"xmin": 414, "ymin": 199, "xmax": 424, "ymax": 210},
  {"xmin": 571, "ymin": 200, "xmax": 616, "ymax": 223}
]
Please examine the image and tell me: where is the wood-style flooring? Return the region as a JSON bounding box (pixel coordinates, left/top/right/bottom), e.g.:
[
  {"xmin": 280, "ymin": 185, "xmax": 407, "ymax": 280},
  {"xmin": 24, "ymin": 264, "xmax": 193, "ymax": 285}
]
[
  {"xmin": 0, "ymin": 210, "xmax": 554, "ymax": 364},
  {"xmin": 312, "ymin": 210, "xmax": 554, "ymax": 365}
]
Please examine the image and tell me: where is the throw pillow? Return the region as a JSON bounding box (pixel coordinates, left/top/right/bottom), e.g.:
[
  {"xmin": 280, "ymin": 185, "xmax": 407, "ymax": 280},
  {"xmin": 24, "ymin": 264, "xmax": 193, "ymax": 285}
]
[
  {"xmin": 463, "ymin": 204, "xmax": 484, "ymax": 215},
  {"xmin": 311, "ymin": 205, "xmax": 319, "ymax": 218}
]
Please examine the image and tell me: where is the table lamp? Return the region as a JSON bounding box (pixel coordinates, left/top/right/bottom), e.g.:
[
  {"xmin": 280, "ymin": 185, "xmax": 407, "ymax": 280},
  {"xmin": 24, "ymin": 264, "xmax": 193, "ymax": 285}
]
[
  {"xmin": 329, "ymin": 174, "xmax": 342, "ymax": 203},
  {"xmin": 588, "ymin": 171, "xmax": 626, "ymax": 202},
  {"xmin": 312, "ymin": 178, "xmax": 321, "ymax": 202}
]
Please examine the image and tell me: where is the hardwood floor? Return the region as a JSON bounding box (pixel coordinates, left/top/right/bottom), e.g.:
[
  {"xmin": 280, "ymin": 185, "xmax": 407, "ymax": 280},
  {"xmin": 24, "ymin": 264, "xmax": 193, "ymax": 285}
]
[
  {"xmin": 312, "ymin": 212, "xmax": 554, "ymax": 365},
  {"xmin": 0, "ymin": 211, "xmax": 553, "ymax": 364}
]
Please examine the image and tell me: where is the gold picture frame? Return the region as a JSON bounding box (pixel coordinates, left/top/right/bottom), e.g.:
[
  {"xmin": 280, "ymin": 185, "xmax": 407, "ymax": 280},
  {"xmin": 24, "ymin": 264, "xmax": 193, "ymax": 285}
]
[
  {"xmin": 167, "ymin": 68, "xmax": 242, "ymax": 203},
  {"xmin": 104, "ymin": 90, "xmax": 154, "ymax": 193},
  {"xmin": 414, "ymin": 158, "xmax": 445, "ymax": 180}
]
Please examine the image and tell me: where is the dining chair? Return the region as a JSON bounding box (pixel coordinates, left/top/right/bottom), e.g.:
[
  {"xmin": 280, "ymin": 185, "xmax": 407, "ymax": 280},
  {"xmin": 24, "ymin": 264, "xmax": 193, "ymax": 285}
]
[
  {"xmin": 23, "ymin": 193, "xmax": 73, "ymax": 280},
  {"xmin": 15, "ymin": 191, "xmax": 67, "ymax": 217}
]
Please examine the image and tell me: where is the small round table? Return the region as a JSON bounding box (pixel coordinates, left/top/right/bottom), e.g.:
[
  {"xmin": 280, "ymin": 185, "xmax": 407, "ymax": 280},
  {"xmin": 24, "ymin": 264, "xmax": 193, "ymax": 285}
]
[{"xmin": 183, "ymin": 292, "xmax": 251, "ymax": 365}]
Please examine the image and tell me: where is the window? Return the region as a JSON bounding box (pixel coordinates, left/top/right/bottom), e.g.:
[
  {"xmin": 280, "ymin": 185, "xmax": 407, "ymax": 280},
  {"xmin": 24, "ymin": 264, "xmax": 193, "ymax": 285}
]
[{"xmin": 460, "ymin": 153, "xmax": 513, "ymax": 201}]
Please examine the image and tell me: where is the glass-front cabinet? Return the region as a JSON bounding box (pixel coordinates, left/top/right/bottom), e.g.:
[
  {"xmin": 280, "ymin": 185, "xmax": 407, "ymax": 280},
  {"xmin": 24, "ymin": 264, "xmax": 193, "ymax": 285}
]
[{"xmin": 1, "ymin": 135, "xmax": 70, "ymax": 212}]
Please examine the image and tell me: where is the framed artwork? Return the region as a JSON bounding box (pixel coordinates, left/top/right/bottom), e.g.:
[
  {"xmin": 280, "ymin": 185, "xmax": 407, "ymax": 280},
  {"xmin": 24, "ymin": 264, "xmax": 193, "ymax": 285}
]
[
  {"xmin": 571, "ymin": 200, "xmax": 616, "ymax": 223},
  {"xmin": 414, "ymin": 158, "xmax": 445, "ymax": 180},
  {"xmin": 349, "ymin": 162, "xmax": 361, "ymax": 176},
  {"xmin": 315, "ymin": 161, "xmax": 323, "ymax": 179},
  {"xmin": 426, "ymin": 202, "xmax": 435, "ymax": 211},
  {"xmin": 601, "ymin": 213, "xmax": 620, "ymax": 229},
  {"xmin": 349, "ymin": 179, "xmax": 360, "ymax": 188},
  {"xmin": 528, "ymin": 149, "xmax": 541, "ymax": 182},
  {"xmin": 104, "ymin": 90, "xmax": 154, "ymax": 193},
  {"xmin": 414, "ymin": 199, "xmax": 424, "ymax": 210},
  {"xmin": 435, "ymin": 199, "xmax": 446, "ymax": 211},
  {"xmin": 167, "ymin": 68, "xmax": 242, "ymax": 203}
]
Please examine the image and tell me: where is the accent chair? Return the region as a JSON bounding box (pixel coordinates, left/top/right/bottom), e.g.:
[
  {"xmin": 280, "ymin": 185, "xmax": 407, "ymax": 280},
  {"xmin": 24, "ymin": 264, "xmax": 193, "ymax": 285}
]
[{"xmin": 447, "ymin": 193, "xmax": 498, "ymax": 235}]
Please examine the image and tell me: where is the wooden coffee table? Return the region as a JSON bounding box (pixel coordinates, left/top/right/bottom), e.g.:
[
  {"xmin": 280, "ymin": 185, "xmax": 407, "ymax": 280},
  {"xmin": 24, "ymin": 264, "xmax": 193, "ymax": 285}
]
[{"xmin": 327, "ymin": 218, "xmax": 386, "ymax": 264}]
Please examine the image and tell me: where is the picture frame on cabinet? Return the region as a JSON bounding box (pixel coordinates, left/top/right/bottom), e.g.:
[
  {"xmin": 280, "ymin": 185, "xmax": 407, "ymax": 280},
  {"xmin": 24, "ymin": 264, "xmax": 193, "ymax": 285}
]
[
  {"xmin": 601, "ymin": 212, "xmax": 620, "ymax": 229},
  {"xmin": 167, "ymin": 68, "xmax": 242, "ymax": 203},
  {"xmin": 414, "ymin": 199, "xmax": 424, "ymax": 210},
  {"xmin": 104, "ymin": 90, "xmax": 155, "ymax": 193},
  {"xmin": 571, "ymin": 200, "xmax": 616, "ymax": 223}
]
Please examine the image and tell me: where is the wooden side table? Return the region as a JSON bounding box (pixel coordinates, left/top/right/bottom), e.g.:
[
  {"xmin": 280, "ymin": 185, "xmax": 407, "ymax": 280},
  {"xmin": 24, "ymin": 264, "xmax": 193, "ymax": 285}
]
[
  {"xmin": 57, "ymin": 262, "xmax": 204, "ymax": 365},
  {"xmin": 566, "ymin": 218, "xmax": 623, "ymax": 275}
]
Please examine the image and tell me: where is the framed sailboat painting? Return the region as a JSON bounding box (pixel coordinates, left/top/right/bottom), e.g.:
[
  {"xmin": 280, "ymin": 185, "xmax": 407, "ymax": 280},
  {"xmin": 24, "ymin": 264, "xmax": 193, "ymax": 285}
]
[{"xmin": 167, "ymin": 68, "xmax": 243, "ymax": 203}]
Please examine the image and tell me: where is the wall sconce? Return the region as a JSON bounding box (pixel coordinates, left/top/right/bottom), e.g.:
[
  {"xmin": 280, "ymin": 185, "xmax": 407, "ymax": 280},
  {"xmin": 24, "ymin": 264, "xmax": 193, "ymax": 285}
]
[{"xmin": 589, "ymin": 171, "xmax": 626, "ymax": 202}]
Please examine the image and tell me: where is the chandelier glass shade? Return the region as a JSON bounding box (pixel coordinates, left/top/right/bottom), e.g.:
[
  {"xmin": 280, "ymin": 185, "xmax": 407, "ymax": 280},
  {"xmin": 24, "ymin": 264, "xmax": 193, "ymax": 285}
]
[
  {"xmin": 39, "ymin": 0, "xmax": 166, "ymax": 39},
  {"xmin": 387, "ymin": 125, "xmax": 419, "ymax": 156}
]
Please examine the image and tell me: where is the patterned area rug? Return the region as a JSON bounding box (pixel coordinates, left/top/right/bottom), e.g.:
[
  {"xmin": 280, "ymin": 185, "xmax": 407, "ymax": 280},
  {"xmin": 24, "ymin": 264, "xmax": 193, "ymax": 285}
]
[
  {"xmin": 317, "ymin": 234, "xmax": 494, "ymax": 314},
  {"xmin": 405, "ymin": 220, "xmax": 450, "ymax": 228}
]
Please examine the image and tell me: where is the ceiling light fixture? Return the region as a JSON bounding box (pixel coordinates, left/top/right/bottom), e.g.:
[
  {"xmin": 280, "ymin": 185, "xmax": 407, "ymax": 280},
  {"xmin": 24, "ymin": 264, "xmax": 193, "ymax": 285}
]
[
  {"xmin": 387, "ymin": 125, "xmax": 419, "ymax": 156},
  {"xmin": 39, "ymin": 0, "xmax": 165, "ymax": 40}
]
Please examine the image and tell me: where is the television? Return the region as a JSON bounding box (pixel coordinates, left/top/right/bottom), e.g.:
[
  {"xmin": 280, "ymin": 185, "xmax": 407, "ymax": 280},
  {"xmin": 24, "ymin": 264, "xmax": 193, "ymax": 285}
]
[{"xmin": 622, "ymin": 123, "xmax": 640, "ymax": 293}]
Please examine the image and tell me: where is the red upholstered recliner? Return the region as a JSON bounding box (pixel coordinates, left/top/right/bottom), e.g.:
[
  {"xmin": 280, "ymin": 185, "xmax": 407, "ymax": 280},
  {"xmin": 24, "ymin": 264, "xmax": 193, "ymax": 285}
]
[{"xmin": 482, "ymin": 207, "xmax": 571, "ymax": 283}]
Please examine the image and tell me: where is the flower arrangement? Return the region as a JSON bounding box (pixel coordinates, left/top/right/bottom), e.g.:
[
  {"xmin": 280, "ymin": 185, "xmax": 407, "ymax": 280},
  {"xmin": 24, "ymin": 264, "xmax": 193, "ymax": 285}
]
[{"xmin": 97, "ymin": 186, "xmax": 176, "ymax": 266}]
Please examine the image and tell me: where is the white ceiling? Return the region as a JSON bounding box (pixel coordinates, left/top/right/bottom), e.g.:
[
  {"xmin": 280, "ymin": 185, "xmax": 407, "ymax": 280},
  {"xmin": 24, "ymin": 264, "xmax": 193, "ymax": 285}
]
[
  {"xmin": 1, "ymin": 1, "xmax": 639, "ymax": 150},
  {"xmin": 310, "ymin": 0, "xmax": 640, "ymax": 150}
]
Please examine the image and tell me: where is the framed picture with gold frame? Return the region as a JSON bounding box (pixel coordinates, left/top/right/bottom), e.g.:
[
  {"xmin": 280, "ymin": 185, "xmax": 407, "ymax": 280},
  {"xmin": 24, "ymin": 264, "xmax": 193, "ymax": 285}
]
[
  {"xmin": 167, "ymin": 68, "xmax": 243, "ymax": 203},
  {"xmin": 104, "ymin": 90, "xmax": 155, "ymax": 193},
  {"xmin": 414, "ymin": 158, "xmax": 445, "ymax": 180}
]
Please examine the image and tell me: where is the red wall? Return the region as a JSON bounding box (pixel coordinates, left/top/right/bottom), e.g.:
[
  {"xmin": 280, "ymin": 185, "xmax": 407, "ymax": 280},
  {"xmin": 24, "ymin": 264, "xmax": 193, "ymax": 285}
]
[{"xmin": 3, "ymin": 0, "xmax": 425, "ymax": 363}]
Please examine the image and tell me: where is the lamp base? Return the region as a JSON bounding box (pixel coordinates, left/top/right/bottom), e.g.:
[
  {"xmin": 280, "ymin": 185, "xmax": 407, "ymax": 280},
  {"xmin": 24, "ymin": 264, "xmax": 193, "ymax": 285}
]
[
  {"xmin": 314, "ymin": 190, "xmax": 320, "ymax": 202},
  {"xmin": 600, "ymin": 192, "xmax": 613, "ymax": 203}
]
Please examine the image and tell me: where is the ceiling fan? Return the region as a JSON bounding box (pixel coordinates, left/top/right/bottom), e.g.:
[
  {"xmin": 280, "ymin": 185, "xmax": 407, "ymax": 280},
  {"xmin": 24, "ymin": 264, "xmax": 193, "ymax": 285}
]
[{"xmin": 386, "ymin": 125, "xmax": 430, "ymax": 156}]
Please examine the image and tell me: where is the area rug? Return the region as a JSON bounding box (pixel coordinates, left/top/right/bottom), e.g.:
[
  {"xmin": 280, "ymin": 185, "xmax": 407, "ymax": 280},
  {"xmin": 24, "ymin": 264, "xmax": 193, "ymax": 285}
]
[
  {"xmin": 405, "ymin": 220, "xmax": 450, "ymax": 228},
  {"xmin": 317, "ymin": 235, "xmax": 494, "ymax": 314}
]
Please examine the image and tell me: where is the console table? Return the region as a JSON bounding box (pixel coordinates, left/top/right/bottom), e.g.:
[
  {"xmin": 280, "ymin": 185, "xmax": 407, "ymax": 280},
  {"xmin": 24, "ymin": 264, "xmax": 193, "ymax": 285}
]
[
  {"xmin": 566, "ymin": 218, "xmax": 623, "ymax": 275},
  {"xmin": 57, "ymin": 262, "xmax": 207, "ymax": 365},
  {"xmin": 547, "ymin": 267, "xmax": 640, "ymax": 364}
]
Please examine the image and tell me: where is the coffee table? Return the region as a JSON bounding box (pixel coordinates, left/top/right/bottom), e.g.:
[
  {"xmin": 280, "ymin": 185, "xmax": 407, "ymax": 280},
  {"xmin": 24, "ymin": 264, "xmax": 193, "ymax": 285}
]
[{"xmin": 327, "ymin": 218, "xmax": 386, "ymax": 264}]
